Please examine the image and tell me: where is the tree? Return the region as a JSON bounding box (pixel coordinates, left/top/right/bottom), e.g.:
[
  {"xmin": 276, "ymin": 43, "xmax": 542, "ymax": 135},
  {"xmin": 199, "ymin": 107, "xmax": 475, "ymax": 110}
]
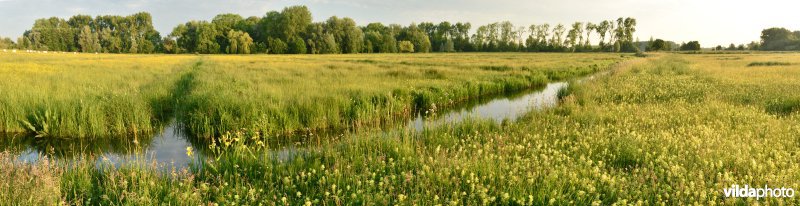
[
  {"xmin": 78, "ymin": 25, "xmax": 101, "ymax": 52},
  {"xmin": 21, "ymin": 12, "xmax": 161, "ymax": 53},
  {"xmin": 288, "ymin": 37, "xmax": 306, "ymax": 54},
  {"xmin": 453, "ymin": 22, "xmax": 472, "ymax": 51},
  {"xmin": 550, "ymin": 24, "xmax": 566, "ymax": 50},
  {"xmin": 162, "ymin": 37, "xmax": 178, "ymax": 53},
  {"xmin": 399, "ymin": 41, "xmax": 414, "ymax": 53},
  {"xmin": 567, "ymin": 22, "xmax": 583, "ymax": 52},
  {"xmin": 129, "ymin": 36, "xmax": 138, "ymax": 53},
  {"xmin": 212, "ymin": 14, "xmax": 244, "ymax": 51},
  {"xmin": 267, "ymin": 37, "xmax": 287, "ymax": 54},
  {"xmin": 324, "ymin": 16, "xmax": 363, "ymax": 53},
  {"xmin": 399, "ymin": 23, "xmax": 430, "ymax": 53},
  {"xmin": 279, "ymin": 6, "xmax": 312, "ymax": 54},
  {"xmin": 0, "ymin": 37, "xmax": 15, "ymax": 49},
  {"xmin": 226, "ymin": 30, "xmax": 253, "ymax": 54},
  {"xmin": 680, "ymin": 41, "xmax": 701, "ymax": 51},
  {"xmin": 364, "ymin": 30, "xmax": 386, "ymax": 53},
  {"xmin": 726, "ymin": 43, "xmax": 736, "ymax": 50},
  {"xmin": 441, "ymin": 39, "xmax": 455, "ymax": 52},
  {"xmin": 170, "ymin": 21, "xmax": 221, "ymax": 54},
  {"xmin": 760, "ymin": 27, "xmax": 799, "ymax": 51},
  {"xmin": 584, "ymin": 22, "xmax": 596, "ymax": 49},
  {"xmin": 648, "ymin": 39, "xmax": 667, "ymax": 51},
  {"xmin": 595, "ymin": 20, "xmax": 610, "ymax": 47},
  {"xmin": 319, "ymin": 33, "xmax": 338, "ymax": 54}
]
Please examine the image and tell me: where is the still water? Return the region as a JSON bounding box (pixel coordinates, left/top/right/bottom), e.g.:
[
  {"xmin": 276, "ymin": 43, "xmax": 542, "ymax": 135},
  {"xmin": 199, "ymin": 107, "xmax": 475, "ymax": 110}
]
[{"xmin": 1, "ymin": 81, "xmax": 568, "ymax": 168}]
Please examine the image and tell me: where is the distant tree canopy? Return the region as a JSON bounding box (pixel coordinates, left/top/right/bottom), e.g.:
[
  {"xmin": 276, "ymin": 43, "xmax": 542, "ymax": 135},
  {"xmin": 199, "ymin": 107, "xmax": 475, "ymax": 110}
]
[
  {"xmin": 647, "ymin": 39, "xmax": 668, "ymax": 51},
  {"xmin": 10, "ymin": 5, "xmax": 640, "ymax": 54},
  {"xmin": 16, "ymin": 12, "xmax": 160, "ymax": 53},
  {"xmin": 679, "ymin": 41, "xmax": 701, "ymax": 51},
  {"xmin": 760, "ymin": 27, "xmax": 800, "ymax": 51},
  {"xmin": 0, "ymin": 37, "xmax": 15, "ymax": 49}
]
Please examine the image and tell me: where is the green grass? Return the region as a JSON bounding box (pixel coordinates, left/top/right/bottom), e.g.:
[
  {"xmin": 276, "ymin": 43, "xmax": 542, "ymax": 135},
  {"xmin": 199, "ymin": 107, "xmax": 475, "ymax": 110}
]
[
  {"xmin": 179, "ymin": 53, "xmax": 624, "ymax": 139},
  {"xmin": 3, "ymin": 53, "xmax": 799, "ymax": 205},
  {"xmin": 0, "ymin": 53, "xmax": 624, "ymax": 140},
  {"xmin": 0, "ymin": 53, "xmax": 198, "ymax": 138}
]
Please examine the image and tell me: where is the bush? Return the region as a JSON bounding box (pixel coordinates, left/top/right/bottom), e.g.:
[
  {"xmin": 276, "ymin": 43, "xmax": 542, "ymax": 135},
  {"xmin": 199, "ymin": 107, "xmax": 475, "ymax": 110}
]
[
  {"xmin": 747, "ymin": 61, "xmax": 792, "ymax": 67},
  {"xmin": 765, "ymin": 98, "xmax": 800, "ymax": 116},
  {"xmin": 288, "ymin": 38, "xmax": 307, "ymax": 54},
  {"xmin": 267, "ymin": 38, "xmax": 288, "ymax": 54},
  {"xmin": 398, "ymin": 41, "xmax": 414, "ymax": 53}
]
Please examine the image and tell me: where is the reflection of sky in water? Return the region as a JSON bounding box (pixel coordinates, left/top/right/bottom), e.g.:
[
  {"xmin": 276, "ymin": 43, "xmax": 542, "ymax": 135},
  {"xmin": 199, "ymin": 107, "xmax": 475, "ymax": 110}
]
[
  {"xmin": 13, "ymin": 121, "xmax": 200, "ymax": 169},
  {"xmin": 408, "ymin": 82, "xmax": 567, "ymax": 131},
  {"xmin": 7, "ymin": 81, "xmax": 568, "ymax": 166}
]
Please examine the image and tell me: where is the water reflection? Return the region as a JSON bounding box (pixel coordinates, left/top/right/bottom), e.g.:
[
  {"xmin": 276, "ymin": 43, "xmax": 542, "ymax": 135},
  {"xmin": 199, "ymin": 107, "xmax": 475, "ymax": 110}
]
[
  {"xmin": 407, "ymin": 82, "xmax": 567, "ymax": 131},
  {"xmin": 1, "ymin": 121, "xmax": 203, "ymax": 169},
  {"xmin": 1, "ymin": 81, "xmax": 569, "ymax": 167}
]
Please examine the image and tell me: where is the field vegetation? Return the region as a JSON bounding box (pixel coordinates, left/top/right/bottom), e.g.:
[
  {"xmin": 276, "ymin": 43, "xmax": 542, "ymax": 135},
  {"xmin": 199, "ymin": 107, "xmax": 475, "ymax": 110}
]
[
  {"xmin": 1, "ymin": 53, "xmax": 798, "ymax": 205},
  {"xmin": 0, "ymin": 52, "xmax": 624, "ymax": 140},
  {"xmin": 181, "ymin": 53, "xmax": 623, "ymax": 139},
  {"xmin": 0, "ymin": 53, "xmax": 197, "ymax": 138}
]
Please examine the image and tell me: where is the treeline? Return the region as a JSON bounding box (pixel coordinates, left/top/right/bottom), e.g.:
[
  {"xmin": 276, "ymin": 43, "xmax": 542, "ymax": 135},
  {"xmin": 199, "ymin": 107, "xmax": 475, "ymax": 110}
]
[
  {"xmin": 757, "ymin": 27, "xmax": 800, "ymax": 51},
  {"xmin": 12, "ymin": 13, "xmax": 161, "ymax": 53},
  {"xmin": 5, "ymin": 5, "xmax": 642, "ymax": 54},
  {"xmin": 708, "ymin": 27, "xmax": 800, "ymax": 51}
]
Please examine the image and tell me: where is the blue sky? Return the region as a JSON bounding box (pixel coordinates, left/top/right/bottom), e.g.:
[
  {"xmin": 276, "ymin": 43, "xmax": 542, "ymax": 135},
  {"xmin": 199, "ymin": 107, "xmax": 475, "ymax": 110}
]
[{"xmin": 1, "ymin": 0, "xmax": 798, "ymax": 46}]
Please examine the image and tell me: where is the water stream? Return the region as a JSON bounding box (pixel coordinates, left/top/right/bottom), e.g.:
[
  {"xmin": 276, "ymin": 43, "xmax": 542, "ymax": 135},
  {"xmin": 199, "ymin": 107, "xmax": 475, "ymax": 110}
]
[{"xmin": 1, "ymin": 81, "xmax": 570, "ymax": 168}]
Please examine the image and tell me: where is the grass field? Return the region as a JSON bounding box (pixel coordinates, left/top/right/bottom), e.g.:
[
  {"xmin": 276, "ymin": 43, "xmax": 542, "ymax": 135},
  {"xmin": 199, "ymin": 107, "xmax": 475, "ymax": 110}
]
[
  {"xmin": 0, "ymin": 54, "xmax": 198, "ymax": 138},
  {"xmin": 183, "ymin": 53, "xmax": 623, "ymax": 139},
  {"xmin": 2, "ymin": 52, "xmax": 799, "ymax": 205},
  {"xmin": 0, "ymin": 52, "xmax": 624, "ymax": 139}
]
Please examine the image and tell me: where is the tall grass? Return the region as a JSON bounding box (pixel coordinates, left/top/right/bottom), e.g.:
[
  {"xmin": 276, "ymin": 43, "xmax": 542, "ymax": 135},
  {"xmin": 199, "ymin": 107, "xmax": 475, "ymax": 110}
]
[
  {"xmin": 1, "ymin": 53, "xmax": 623, "ymax": 140},
  {"xmin": 179, "ymin": 53, "xmax": 624, "ymax": 139},
  {"xmin": 2, "ymin": 53, "xmax": 800, "ymax": 205},
  {"xmin": 0, "ymin": 53, "xmax": 198, "ymax": 138}
]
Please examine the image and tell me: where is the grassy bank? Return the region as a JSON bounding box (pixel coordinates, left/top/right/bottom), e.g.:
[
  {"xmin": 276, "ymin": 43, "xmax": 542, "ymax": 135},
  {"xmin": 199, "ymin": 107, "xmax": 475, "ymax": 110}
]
[
  {"xmin": 0, "ymin": 53, "xmax": 198, "ymax": 138},
  {"xmin": 0, "ymin": 52, "xmax": 627, "ymax": 139},
  {"xmin": 180, "ymin": 53, "xmax": 624, "ymax": 139},
  {"xmin": 4, "ymin": 53, "xmax": 799, "ymax": 205}
]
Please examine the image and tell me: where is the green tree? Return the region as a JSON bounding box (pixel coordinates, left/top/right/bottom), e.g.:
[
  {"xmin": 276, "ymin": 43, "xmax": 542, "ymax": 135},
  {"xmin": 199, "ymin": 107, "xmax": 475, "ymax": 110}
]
[
  {"xmin": 760, "ymin": 28, "xmax": 799, "ymax": 51},
  {"xmin": 162, "ymin": 37, "xmax": 178, "ymax": 53},
  {"xmin": 226, "ymin": 30, "xmax": 253, "ymax": 54},
  {"xmin": 595, "ymin": 20, "xmax": 610, "ymax": 47},
  {"xmin": 566, "ymin": 22, "xmax": 583, "ymax": 52},
  {"xmin": 129, "ymin": 36, "xmax": 138, "ymax": 53},
  {"xmin": 398, "ymin": 41, "xmax": 414, "ymax": 53},
  {"xmin": 279, "ymin": 6, "xmax": 312, "ymax": 42},
  {"xmin": 584, "ymin": 22, "xmax": 596, "ymax": 49},
  {"xmin": 78, "ymin": 25, "xmax": 101, "ymax": 52},
  {"xmin": 267, "ymin": 37, "xmax": 287, "ymax": 54},
  {"xmin": 648, "ymin": 39, "xmax": 667, "ymax": 51},
  {"xmin": 550, "ymin": 24, "xmax": 566, "ymax": 50},
  {"xmin": 0, "ymin": 37, "xmax": 15, "ymax": 49},
  {"xmin": 288, "ymin": 37, "xmax": 306, "ymax": 54},
  {"xmin": 399, "ymin": 23, "xmax": 430, "ymax": 53},
  {"xmin": 680, "ymin": 41, "xmax": 701, "ymax": 51},
  {"xmin": 441, "ymin": 39, "xmax": 455, "ymax": 52}
]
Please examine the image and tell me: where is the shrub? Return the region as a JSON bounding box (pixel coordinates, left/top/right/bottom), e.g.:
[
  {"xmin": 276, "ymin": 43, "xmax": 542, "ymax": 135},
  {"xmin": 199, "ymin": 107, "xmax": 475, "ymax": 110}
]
[
  {"xmin": 398, "ymin": 41, "xmax": 414, "ymax": 53},
  {"xmin": 747, "ymin": 61, "xmax": 792, "ymax": 67}
]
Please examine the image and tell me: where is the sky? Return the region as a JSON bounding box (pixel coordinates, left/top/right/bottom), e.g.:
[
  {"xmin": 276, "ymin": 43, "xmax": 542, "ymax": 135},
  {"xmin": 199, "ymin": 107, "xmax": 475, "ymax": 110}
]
[{"xmin": 1, "ymin": 0, "xmax": 799, "ymax": 47}]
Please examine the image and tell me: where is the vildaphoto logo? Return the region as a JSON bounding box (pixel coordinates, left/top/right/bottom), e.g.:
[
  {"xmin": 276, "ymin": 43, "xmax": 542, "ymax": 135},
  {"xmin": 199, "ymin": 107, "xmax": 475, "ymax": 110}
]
[{"xmin": 723, "ymin": 185, "xmax": 795, "ymax": 199}]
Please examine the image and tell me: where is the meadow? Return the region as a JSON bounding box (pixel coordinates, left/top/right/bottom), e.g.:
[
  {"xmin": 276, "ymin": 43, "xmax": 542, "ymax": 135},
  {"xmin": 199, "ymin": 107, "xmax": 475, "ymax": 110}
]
[
  {"xmin": 1, "ymin": 52, "xmax": 799, "ymax": 205},
  {"xmin": 0, "ymin": 53, "xmax": 198, "ymax": 138},
  {"xmin": 0, "ymin": 52, "xmax": 623, "ymax": 140}
]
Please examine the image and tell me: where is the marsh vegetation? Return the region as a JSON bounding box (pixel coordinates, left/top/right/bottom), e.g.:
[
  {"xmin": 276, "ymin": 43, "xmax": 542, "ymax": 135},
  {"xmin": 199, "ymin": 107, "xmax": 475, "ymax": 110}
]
[{"xmin": 1, "ymin": 52, "xmax": 799, "ymax": 205}]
